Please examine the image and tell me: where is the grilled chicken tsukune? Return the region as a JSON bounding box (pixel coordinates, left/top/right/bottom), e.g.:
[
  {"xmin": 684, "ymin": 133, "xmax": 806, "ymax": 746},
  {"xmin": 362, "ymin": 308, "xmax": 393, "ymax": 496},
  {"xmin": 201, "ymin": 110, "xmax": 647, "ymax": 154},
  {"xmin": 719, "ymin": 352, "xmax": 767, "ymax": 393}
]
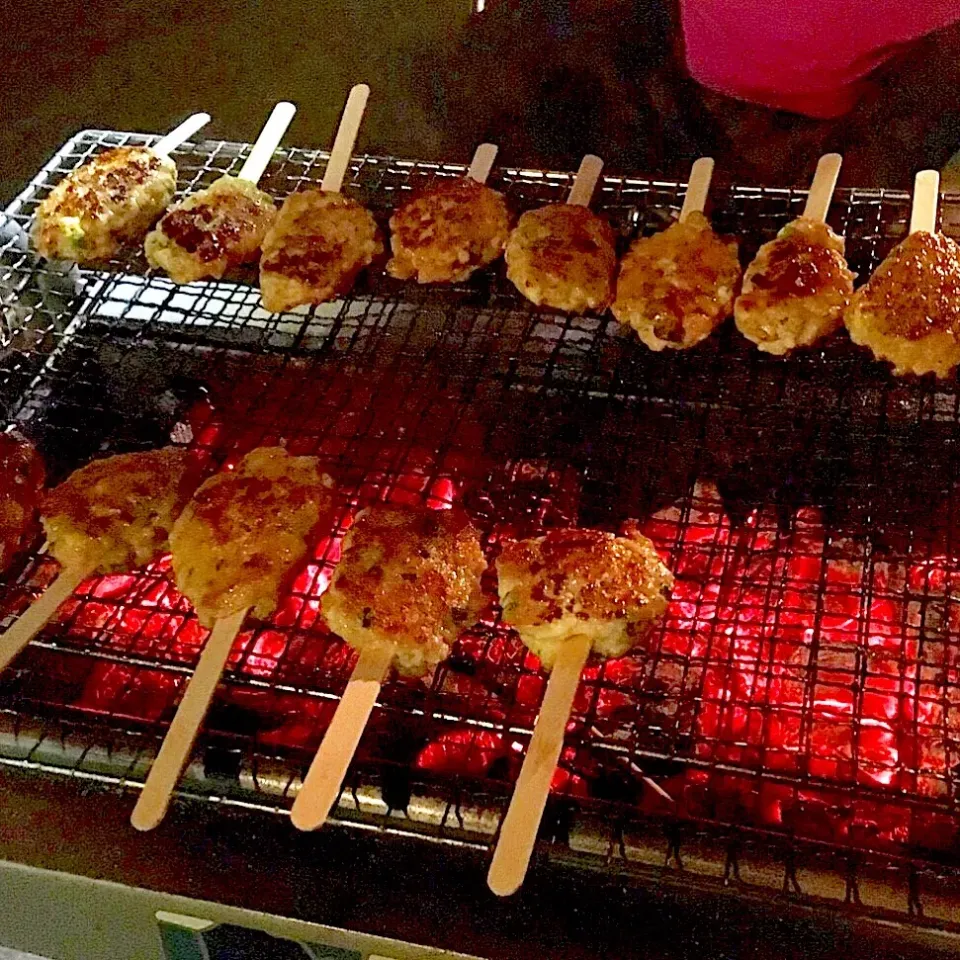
[
  {"xmin": 505, "ymin": 204, "xmax": 617, "ymax": 314},
  {"xmin": 169, "ymin": 447, "xmax": 335, "ymax": 625},
  {"xmin": 42, "ymin": 447, "xmax": 201, "ymax": 573},
  {"xmin": 260, "ymin": 190, "xmax": 382, "ymax": 312},
  {"xmin": 734, "ymin": 218, "xmax": 855, "ymax": 354},
  {"xmin": 845, "ymin": 231, "xmax": 960, "ymax": 378},
  {"xmin": 145, "ymin": 176, "xmax": 276, "ymax": 284},
  {"xmin": 496, "ymin": 527, "xmax": 673, "ymax": 671},
  {"xmin": 323, "ymin": 504, "xmax": 486, "ymax": 677},
  {"xmin": 613, "ymin": 212, "xmax": 742, "ymax": 350},
  {"xmin": 33, "ymin": 147, "xmax": 177, "ymax": 262},
  {"xmin": 387, "ymin": 177, "xmax": 511, "ymax": 284}
]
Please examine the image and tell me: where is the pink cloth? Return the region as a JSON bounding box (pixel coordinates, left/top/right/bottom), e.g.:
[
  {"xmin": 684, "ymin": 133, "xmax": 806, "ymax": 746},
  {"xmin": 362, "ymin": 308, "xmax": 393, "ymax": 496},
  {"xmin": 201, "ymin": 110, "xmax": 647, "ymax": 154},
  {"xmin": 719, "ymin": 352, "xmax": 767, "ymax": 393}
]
[{"xmin": 680, "ymin": 0, "xmax": 960, "ymax": 117}]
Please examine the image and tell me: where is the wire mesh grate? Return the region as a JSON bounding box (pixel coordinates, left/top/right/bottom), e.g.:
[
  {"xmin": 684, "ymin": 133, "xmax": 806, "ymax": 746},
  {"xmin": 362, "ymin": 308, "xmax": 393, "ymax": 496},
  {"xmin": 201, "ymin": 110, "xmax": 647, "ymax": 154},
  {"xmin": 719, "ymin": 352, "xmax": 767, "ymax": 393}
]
[{"xmin": 4, "ymin": 129, "xmax": 960, "ymax": 920}]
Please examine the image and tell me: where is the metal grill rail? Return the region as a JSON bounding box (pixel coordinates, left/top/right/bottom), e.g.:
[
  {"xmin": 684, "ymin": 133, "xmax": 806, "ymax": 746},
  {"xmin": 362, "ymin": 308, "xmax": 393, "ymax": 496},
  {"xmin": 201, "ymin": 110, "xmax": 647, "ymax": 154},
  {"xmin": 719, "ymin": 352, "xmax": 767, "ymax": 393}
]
[{"xmin": 4, "ymin": 129, "xmax": 960, "ymax": 928}]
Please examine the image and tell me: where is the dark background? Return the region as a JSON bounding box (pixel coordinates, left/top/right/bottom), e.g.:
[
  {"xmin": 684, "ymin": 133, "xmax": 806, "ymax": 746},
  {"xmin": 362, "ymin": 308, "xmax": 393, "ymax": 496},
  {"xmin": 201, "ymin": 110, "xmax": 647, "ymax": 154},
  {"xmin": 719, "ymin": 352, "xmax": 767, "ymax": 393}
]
[
  {"xmin": 4, "ymin": 1, "xmax": 960, "ymax": 214},
  {"xmin": 0, "ymin": 0, "xmax": 467, "ymax": 204}
]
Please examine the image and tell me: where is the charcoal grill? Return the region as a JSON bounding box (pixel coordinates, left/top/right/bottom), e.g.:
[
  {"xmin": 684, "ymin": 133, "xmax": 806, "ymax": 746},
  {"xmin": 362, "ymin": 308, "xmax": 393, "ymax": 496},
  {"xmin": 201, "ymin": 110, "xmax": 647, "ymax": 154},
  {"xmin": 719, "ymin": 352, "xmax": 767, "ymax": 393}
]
[{"xmin": 4, "ymin": 129, "xmax": 960, "ymax": 958}]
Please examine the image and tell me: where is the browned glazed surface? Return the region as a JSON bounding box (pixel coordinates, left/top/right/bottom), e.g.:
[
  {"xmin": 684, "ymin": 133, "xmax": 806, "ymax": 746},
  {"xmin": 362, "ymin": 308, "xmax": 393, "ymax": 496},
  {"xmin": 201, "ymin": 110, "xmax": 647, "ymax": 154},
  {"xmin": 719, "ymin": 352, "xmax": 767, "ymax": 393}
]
[
  {"xmin": 260, "ymin": 191, "xmax": 381, "ymax": 289},
  {"xmin": 326, "ymin": 505, "xmax": 486, "ymax": 650},
  {"xmin": 612, "ymin": 211, "xmax": 741, "ymax": 346},
  {"xmin": 853, "ymin": 231, "xmax": 960, "ymax": 340},
  {"xmin": 43, "ymin": 447, "xmax": 202, "ymax": 572},
  {"xmin": 738, "ymin": 219, "xmax": 853, "ymax": 312},
  {"xmin": 170, "ymin": 447, "xmax": 335, "ymax": 624},
  {"xmin": 387, "ymin": 176, "xmax": 511, "ymax": 283},
  {"xmin": 43, "ymin": 147, "xmax": 162, "ymax": 219},
  {"xmin": 497, "ymin": 527, "xmax": 673, "ymax": 629},
  {"xmin": 0, "ymin": 433, "xmax": 46, "ymax": 574},
  {"xmin": 505, "ymin": 203, "xmax": 617, "ymax": 312},
  {"xmin": 161, "ymin": 193, "xmax": 275, "ymax": 264},
  {"xmin": 43, "ymin": 448, "xmax": 196, "ymax": 540}
]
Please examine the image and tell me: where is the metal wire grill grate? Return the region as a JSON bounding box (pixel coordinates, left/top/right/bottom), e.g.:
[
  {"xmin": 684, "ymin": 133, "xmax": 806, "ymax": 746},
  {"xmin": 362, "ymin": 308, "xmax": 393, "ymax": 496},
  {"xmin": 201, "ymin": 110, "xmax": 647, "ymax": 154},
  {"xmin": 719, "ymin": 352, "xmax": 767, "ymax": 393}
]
[{"xmin": 4, "ymin": 129, "xmax": 960, "ymax": 922}]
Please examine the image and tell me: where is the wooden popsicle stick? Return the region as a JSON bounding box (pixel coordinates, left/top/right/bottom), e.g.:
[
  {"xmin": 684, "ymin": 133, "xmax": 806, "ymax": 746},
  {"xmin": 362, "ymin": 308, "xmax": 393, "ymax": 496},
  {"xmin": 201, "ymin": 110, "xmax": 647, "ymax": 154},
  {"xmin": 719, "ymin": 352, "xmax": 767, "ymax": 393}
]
[
  {"xmin": 321, "ymin": 84, "xmax": 371, "ymax": 194},
  {"xmin": 802, "ymin": 153, "xmax": 843, "ymax": 223},
  {"xmin": 131, "ymin": 606, "xmax": 249, "ymax": 831},
  {"xmin": 238, "ymin": 101, "xmax": 297, "ymax": 186},
  {"xmin": 644, "ymin": 776, "xmax": 675, "ymax": 803},
  {"xmin": 679, "ymin": 157, "xmax": 715, "ymax": 223},
  {"xmin": 567, "ymin": 155, "xmax": 604, "ymax": 208},
  {"xmin": 290, "ymin": 643, "xmax": 393, "ymax": 831},
  {"xmin": 487, "ymin": 633, "xmax": 591, "ymax": 897},
  {"xmin": 0, "ymin": 566, "xmax": 90, "ymax": 673},
  {"xmin": 910, "ymin": 169, "xmax": 941, "ymax": 235},
  {"xmin": 153, "ymin": 113, "xmax": 212, "ymax": 158},
  {"xmin": 467, "ymin": 143, "xmax": 498, "ymax": 185}
]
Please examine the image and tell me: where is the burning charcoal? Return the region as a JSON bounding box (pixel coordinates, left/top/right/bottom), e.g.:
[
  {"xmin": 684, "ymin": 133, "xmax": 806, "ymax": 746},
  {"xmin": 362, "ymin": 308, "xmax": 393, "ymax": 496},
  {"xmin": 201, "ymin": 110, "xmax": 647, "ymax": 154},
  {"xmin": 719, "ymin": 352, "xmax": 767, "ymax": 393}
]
[
  {"xmin": 639, "ymin": 476, "xmax": 959, "ymax": 854},
  {"xmin": 467, "ymin": 459, "xmax": 582, "ymax": 543},
  {"xmin": 416, "ymin": 729, "xmax": 509, "ymax": 779}
]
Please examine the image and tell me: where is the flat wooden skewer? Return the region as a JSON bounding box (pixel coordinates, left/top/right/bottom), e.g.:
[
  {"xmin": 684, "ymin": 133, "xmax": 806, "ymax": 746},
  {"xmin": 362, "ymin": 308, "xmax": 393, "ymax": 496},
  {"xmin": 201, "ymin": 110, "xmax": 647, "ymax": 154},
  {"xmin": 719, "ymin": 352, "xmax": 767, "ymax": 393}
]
[
  {"xmin": 133, "ymin": 97, "xmax": 358, "ymax": 833},
  {"xmin": 237, "ymin": 101, "xmax": 298, "ymax": 186},
  {"xmin": 488, "ymin": 634, "xmax": 592, "ymax": 897},
  {"xmin": 320, "ymin": 84, "xmax": 370, "ymax": 194},
  {"xmin": 0, "ymin": 564, "xmax": 91, "ymax": 673},
  {"xmin": 567, "ymin": 154, "xmax": 604, "ymax": 208},
  {"xmin": 679, "ymin": 157, "xmax": 715, "ymax": 223},
  {"xmin": 131, "ymin": 105, "xmax": 297, "ymax": 831},
  {"xmin": 802, "ymin": 152, "xmax": 843, "ymax": 224},
  {"xmin": 467, "ymin": 142, "xmax": 499, "ymax": 185},
  {"xmin": 291, "ymin": 145, "xmax": 504, "ymax": 838},
  {"xmin": 153, "ymin": 112, "xmax": 212, "ymax": 158},
  {"xmin": 290, "ymin": 643, "xmax": 394, "ymax": 831},
  {"xmin": 910, "ymin": 169, "xmax": 940, "ymax": 235},
  {"xmin": 131, "ymin": 606, "xmax": 249, "ymax": 831},
  {"xmin": 267, "ymin": 90, "xmax": 399, "ymax": 832}
]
